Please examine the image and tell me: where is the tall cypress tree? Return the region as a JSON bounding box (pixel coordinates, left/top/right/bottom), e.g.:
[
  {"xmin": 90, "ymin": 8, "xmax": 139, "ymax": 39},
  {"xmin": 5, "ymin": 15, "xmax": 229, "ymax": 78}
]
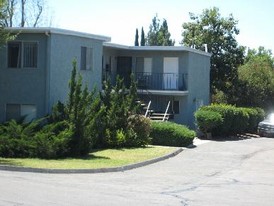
[
  {"xmin": 141, "ymin": 27, "xmax": 145, "ymax": 46},
  {"xmin": 134, "ymin": 28, "xmax": 139, "ymax": 46}
]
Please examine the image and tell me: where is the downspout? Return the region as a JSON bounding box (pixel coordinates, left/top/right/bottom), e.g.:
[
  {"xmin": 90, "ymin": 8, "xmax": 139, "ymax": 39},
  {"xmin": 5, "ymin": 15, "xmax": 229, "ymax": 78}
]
[{"xmin": 45, "ymin": 30, "xmax": 51, "ymax": 114}]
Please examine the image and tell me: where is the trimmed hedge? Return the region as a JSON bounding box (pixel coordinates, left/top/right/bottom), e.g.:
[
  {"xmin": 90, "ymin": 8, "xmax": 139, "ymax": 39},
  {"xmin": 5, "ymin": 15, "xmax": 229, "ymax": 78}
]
[
  {"xmin": 150, "ymin": 121, "xmax": 196, "ymax": 147},
  {"xmin": 195, "ymin": 104, "xmax": 265, "ymax": 137},
  {"xmin": 194, "ymin": 110, "xmax": 223, "ymax": 134}
]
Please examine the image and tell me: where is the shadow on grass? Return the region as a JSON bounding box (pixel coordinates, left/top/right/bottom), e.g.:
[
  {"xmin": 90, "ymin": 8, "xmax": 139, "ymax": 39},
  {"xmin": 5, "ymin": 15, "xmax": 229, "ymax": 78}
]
[
  {"xmin": 75, "ymin": 154, "xmax": 110, "ymax": 160},
  {"xmin": 0, "ymin": 159, "xmax": 24, "ymax": 167}
]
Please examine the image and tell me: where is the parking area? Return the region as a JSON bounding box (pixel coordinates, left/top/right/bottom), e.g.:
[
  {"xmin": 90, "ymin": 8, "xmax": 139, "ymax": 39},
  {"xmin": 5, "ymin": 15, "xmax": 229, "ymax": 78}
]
[{"xmin": 1, "ymin": 137, "xmax": 274, "ymax": 205}]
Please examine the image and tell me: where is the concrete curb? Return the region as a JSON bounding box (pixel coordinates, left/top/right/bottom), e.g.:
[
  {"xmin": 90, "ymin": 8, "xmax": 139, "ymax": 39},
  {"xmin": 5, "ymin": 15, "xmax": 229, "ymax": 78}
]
[{"xmin": 0, "ymin": 148, "xmax": 183, "ymax": 174}]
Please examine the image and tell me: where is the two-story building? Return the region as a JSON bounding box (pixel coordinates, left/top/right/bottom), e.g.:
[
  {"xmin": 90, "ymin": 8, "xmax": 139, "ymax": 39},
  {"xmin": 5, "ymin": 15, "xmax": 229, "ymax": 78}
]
[{"xmin": 0, "ymin": 28, "xmax": 210, "ymax": 128}]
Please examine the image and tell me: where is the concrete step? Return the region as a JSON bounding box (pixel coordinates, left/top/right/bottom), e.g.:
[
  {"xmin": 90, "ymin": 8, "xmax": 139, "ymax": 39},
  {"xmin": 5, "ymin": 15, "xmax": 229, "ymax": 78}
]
[{"xmin": 152, "ymin": 113, "xmax": 171, "ymax": 116}]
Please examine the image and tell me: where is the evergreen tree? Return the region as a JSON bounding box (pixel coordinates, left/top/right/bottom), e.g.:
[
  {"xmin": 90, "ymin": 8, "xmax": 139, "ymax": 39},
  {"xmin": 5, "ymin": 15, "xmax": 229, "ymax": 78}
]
[
  {"xmin": 134, "ymin": 28, "xmax": 139, "ymax": 46},
  {"xmin": 146, "ymin": 14, "xmax": 174, "ymax": 46},
  {"xmin": 158, "ymin": 19, "xmax": 175, "ymax": 46},
  {"xmin": 100, "ymin": 76, "xmax": 141, "ymax": 147},
  {"xmin": 140, "ymin": 27, "xmax": 145, "ymax": 46},
  {"xmin": 66, "ymin": 60, "xmax": 104, "ymax": 155},
  {"xmin": 146, "ymin": 14, "xmax": 160, "ymax": 46}
]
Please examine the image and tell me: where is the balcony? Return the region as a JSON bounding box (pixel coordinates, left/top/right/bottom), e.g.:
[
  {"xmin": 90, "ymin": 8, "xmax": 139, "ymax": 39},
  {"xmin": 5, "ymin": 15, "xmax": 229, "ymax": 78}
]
[{"xmin": 135, "ymin": 72, "xmax": 188, "ymax": 91}]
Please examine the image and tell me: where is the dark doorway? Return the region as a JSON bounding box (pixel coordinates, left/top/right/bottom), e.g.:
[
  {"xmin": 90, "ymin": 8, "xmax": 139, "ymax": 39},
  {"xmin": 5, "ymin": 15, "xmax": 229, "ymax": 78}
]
[{"xmin": 117, "ymin": 57, "xmax": 132, "ymax": 87}]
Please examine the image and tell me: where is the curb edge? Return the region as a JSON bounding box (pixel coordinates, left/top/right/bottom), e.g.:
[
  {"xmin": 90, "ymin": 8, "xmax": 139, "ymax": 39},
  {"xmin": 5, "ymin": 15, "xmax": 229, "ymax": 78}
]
[{"xmin": 0, "ymin": 148, "xmax": 183, "ymax": 174}]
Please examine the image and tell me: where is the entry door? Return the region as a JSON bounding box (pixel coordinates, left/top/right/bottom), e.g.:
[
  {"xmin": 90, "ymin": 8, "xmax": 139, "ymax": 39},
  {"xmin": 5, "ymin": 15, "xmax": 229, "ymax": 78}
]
[
  {"xmin": 117, "ymin": 57, "xmax": 132, "ymax": 87},
  {"xmin": 163, "ymin": 57, "xmax": 178, "ymax": 89}
]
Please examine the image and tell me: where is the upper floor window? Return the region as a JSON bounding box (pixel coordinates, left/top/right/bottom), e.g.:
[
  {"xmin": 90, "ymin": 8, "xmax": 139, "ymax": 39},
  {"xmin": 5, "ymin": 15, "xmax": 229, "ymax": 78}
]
[
  {"xmin": 81, "ymin": 46, "xmax": 93, "ymax": 70},
  {"xmin": 8, "ymin": 41, "xmax": 38, "ymax": 68}
]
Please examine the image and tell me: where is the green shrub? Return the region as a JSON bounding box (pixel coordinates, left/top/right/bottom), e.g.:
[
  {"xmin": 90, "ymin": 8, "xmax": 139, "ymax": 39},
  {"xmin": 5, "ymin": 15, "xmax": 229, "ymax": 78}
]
[
  {"xmin": 231, "ymin": 107, "xmax": 249, "ymax": 134},
  {"xmin": 199, "ymin": 104, "xmax": 265, "ymax": 136},
  {"xmin": 125, "ymin": 115, "xmax": 151, "ymax": 147},
  {"xmin": 0, "ymin": 120, "xmax": 41, "ymax": 158},
  {"xmin": 242, "ymin": 108, "xmax": 258, "ymax": 132},
  {"xmin": 200, "ymin": 104, "xmax": 235, "ymax": 135},
  {"xmin": 0, "ymin": 120, "xmax": 74, "ymax": 159},
  {"xmin": 195, "ymin": 110, "xmax": 223, "ymax": 134},
  {"xmin": 33, "ymin": 121, "xmax": 74, "ymax": 159},
  {"xmin": 0, "ymin": 135, "xmax": 36, "ymax": 158},
  {"xmin": 150, "ymin": 122, "xmax": 195, "ymax": 147},
  {"xmin": 255, "ymin": 107, "xmax": 265, "ymax": 122}
]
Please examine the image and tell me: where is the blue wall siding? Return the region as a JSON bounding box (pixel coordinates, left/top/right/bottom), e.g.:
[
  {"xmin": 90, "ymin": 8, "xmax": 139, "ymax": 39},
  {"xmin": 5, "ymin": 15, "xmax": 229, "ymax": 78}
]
[
  {"xmin": 48, "ymin": 33, "xmax": 104, "ymax": 112},
  {"xmin": 0, "ymin": 34, "xmax": 48, "ymax": 122},
  {"xmin": 0, "ymin": 32, "xmax": 105, "ymax": 122},
  {"xmin": 186, "ymin": 52, "xmax": 211, "ymax": 127}
]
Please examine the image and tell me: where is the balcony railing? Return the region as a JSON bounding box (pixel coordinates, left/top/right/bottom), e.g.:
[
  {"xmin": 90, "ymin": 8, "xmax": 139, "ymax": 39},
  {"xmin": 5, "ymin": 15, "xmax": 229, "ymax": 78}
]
[{"xmin": 135, "ymin": 72, "xmax": 188, "ymax": 91}]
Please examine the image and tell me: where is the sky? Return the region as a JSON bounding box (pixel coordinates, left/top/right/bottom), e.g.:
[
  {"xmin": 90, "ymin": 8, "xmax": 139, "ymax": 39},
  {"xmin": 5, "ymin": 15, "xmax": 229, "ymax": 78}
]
[{"xmin": 47, "ymin": 0, "xmax": 274, "ymax": 53}]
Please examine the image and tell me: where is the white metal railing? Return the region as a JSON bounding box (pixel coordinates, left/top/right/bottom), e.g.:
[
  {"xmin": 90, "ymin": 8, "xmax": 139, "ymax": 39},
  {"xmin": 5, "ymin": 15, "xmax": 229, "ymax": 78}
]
[
  {"xmin": 163, "ymin": 101, "xmax": 170, "ymax": 121},
  {"xmin": 144, "ymin": 101, "xmax": 151, "ymax": 117}
]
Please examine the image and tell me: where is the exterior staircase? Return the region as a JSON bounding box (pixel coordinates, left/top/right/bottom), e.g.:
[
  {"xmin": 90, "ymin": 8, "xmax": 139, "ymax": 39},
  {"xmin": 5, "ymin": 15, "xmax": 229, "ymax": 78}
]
[{"xmin": 137, "ymin": 100, "xmax": 171, "ymax": 122}]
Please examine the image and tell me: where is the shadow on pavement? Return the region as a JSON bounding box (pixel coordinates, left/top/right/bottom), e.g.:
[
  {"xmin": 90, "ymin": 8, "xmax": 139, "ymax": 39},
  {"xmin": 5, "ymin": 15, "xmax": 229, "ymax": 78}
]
[{"xmin": 198, "ymin": 133, "xmax": 261, "ymax": 142}]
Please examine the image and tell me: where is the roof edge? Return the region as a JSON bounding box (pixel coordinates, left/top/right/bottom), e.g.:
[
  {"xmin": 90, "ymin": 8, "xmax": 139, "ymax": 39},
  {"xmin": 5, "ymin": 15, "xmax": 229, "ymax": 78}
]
[
  {"xmin": 5, "ymin": 27, "xmax": 111, "ymax": 42},
  {"xmin": 103, "ymin": 42, "xmax": 211, "ymax": 57}
]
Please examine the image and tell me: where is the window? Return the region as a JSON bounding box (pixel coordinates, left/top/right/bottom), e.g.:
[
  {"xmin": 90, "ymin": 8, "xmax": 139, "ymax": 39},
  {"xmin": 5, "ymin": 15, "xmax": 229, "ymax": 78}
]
[
  {"xmin": 172, "ymin": 100, "xmax": 180, "ymax": 114},
  {"xmin": 23, "ymin": 42, "xmax": 38, "ymax": 68},
  {"xmin": 144, "ymin": 58, "xmax": 152, "ymax": 74},
  {"xmin": 8, "ymin": 41, "xmax": 38, "ymax": 68},
  {"xmin": 6, "ymin": 104, "xmax": 37, "ymax": 122},
  {"xmin": 6, "ymin": 104, "xmax": 20, "ymax": 121},
  {"xmin": 81, "ymin": 47, "xmax": 93, "ymax": 70}
]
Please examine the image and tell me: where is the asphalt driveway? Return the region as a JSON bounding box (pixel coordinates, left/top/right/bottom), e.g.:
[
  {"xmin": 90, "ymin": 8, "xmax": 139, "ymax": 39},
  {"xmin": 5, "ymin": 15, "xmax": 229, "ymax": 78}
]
[{"xmin": 1, "ymin": 137, "xmax": 274, "ymax": 206}]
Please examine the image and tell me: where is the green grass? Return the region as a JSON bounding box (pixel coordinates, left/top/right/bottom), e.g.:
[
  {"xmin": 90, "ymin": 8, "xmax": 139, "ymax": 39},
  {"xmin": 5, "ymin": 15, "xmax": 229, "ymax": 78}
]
[{"xmin": 0, "ymin": 146, "xmax": 176, "ymax": 169}]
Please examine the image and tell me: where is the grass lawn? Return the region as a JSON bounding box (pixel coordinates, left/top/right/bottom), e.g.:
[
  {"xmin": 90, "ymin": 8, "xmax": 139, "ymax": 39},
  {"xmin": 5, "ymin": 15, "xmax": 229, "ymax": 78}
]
[{"xmin": 0, "ymin": 146, "xmax": 177, "ymax": 169}]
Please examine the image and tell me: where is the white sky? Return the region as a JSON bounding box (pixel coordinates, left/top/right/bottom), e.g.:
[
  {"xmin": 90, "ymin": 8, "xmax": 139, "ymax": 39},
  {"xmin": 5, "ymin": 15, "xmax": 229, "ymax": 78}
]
[{"xmin": 47, "ymin": 0, "xmax": 274, "ymax": 53}]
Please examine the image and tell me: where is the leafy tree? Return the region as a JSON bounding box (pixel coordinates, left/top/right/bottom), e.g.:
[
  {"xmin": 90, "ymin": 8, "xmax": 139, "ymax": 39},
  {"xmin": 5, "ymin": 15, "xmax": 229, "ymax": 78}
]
[
  {"xmin": 0, "ymin": 0, "xmax": 12, "ymax": 46},
  {"xmin": 181, "ymin": 7, "xmax": 245, "ymax": 95},
  {"xmin": 134, "ymin": 28, "xmax": 139, "ymax": 46},
  {"xmin": 245, "ymin": 46, "xmax": 274, "ymax": 66},
  {"xmin": 3, "ymin": 0, "xmax": 50, "ymax": 27},
  {"xmin": 236, "ymin": 47, "xmax": 274, "ymax": 110},
  {"xmin": 146, "ymin": 14, "xmax": 174, "ymax": 46},
  {"xmin": 140, "ymin": 27, "xmax": 145, "ymax": 46}
]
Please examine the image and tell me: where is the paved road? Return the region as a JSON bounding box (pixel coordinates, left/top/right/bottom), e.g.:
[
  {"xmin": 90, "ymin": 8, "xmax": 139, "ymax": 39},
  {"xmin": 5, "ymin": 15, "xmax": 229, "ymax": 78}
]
[{"xmin": 1, "ymin": 137, "xmax": 274, "ymax": 206}]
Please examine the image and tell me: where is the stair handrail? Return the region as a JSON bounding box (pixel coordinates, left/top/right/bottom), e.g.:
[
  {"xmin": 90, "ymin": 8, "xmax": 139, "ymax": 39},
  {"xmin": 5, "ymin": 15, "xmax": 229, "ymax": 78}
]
[
  {"xmin": 163, "ymin": 101, "xmax": 170, "ymax": 121},
  {"xmin": 144, "ymin": 101, "xmax": 151, "ymax": 117}
]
